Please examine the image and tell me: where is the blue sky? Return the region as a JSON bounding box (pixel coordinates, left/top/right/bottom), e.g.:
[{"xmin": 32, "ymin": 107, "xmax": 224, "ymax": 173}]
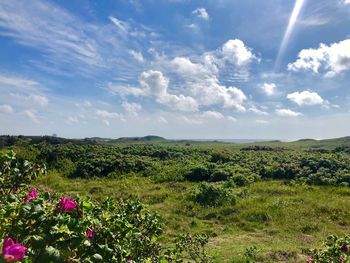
[{"xmin": 0, "ymin": 0, "xmax": 350, "ymax": 140}]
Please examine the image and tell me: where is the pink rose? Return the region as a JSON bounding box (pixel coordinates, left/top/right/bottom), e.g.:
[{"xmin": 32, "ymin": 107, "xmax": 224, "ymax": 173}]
[
  {"xmin": 306, "ymin": 256, "xmax": 313, "ymax": 263},
  {"xmin": 2, "ymin": 238, "xmax": 27, "ymax": 262},
  {"xmin": 24, "ymin": 189, "xmax": 38, "ymax": 203},
  {"xmin": 57, "ymin": 197, "xmax": 77, "ymax": 213},
  {"xmin": 86, "ymin": 229, "xmax": 96, "ymax": 239}
]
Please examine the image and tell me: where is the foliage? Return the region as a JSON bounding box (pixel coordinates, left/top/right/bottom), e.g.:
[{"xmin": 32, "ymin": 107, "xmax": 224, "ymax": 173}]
[
  {"xmin": 190, "ymin": 182, "xmax": 236, "ymax": 207},
  {"xmin": 308, "ymin": 235, "xmax": 350, "ymax": 262},
  {"xmin": 0, "ymin": 189, "xmax": 163, "ymax": 262},
  {"xmin": 10, "ymin": 142, "xmax": 349, "ymax": 187},
  {"xmin": 163, "ymin": 234, "xmax": 213, "ymax": 263},
  {"xmin": 244, "ymin": 246, "xmax": 258, "ymax": 262},
  {"xmin": 0, "ymin": 151, "xmax": 213, "ymax": 263},
  {"xmin": 0, "ymin": 151, "xmax": 46, "ymax": 198}
]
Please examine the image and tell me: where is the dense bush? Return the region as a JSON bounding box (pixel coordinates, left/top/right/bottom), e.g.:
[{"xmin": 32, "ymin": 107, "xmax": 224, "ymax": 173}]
[
  {"xmin": 307, "ymin": 235, "xmax": 350, "ymax": 262},
  {"xmin": 190, "ymin": 182, "xmax": 236, "ymax": 207},
  {"xmin": 0, "ymin": 189, "xmax": 163, "ymax": 262}
]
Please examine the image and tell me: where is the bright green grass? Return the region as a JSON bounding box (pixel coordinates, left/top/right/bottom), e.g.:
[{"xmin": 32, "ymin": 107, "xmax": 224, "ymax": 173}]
[{"xmin": 36, "ymin": 171, "xmax": 350, "ymax": 262}]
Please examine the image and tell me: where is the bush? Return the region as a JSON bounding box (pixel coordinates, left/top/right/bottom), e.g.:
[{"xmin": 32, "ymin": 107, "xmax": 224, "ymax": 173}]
[
  {"xmin": 185, "ymin": 165, "xmax": 211, "ymax": 182},
  {"xmin": 191, "ymin": 182, "xmax": 236, "ymax": 207},
  {"xmin": 164, "ymin": 234, "xmax": 213, "ymax": 263},
  {"xmin": 307, "ymin": 235, "xmax": 350, "ymax": 262},
  {"xmin": 0, "ymin": 189, "xmax": 163, "ymax": 262}
]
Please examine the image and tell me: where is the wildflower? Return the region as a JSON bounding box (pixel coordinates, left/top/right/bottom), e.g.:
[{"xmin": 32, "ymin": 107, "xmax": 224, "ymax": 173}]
[
  {"xmin": 57, "ymin": 197, "xmax": 77, "ymax": 213},
  {"xmin": 341, "ymin": 244, "xmax": 348, "ymax": 253},
  {"xmin": 306, "ymin": 255, "xmax": 313, "ymax": 263},
  {"xmin": 86, "ymin": 229, "xmax": 96, "ymax": 239},
  {"xmin": 24, "ymin": 189, "xmax": 38, "ymax": 203},
  {"xmin": 2, "ymin": 238, "xmax": 27, "ymax": 262}
]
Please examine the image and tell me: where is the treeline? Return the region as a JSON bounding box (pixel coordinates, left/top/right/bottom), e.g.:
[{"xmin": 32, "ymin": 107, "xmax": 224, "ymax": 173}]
[{"xmin": 9, "ymin": 143, "xmax": 350, "ymax": 187}]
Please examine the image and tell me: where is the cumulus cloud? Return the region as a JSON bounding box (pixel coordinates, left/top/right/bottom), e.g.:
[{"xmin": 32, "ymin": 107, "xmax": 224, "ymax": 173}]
[
  {"xmin": 287, "ymin": 91, "xmax": 324, "ymax": 106},
  {"xmin": 288, "ymin": 39, "xmax": 350, "ymax": 77},
  {"xmin": 275, "ymin": 108, "xmax": 303, "ymax": 117},
  {"xmin": 192, "ymin": 8, "xmax": 209, "ymax": 20},
  {"xmin": 0, "ymin": 104, "xmax": 14, "ymax": 114},
  {"xmin": 344, "ymin": 0, "xmax": 350, "ymax": 4},
  {"xmin": 140, "ymin": 70, "xmax": 199, "ymax": 111},
  {"xmin": 221, "ymin": 39, "xmax": 257, "ymax": 67},
  {"xmin": 109, "ymin": 39, "xmax": 256, "ymax": 114},
  {"xmin": 260, "ymin": 83, "xmax": 277, "ymax": 96}
]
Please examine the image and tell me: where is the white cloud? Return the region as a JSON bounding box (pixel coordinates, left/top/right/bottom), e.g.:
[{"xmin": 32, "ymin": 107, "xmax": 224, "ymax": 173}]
[
  {"xmin": 276, "ymin": 108, "xmax": 303, "ymax": 117},
  {"xmin": 0, "ymin": 75, "xmax": 39, "ymax": 90},
  {"xmin": 109, "ymin": 16, "xmax": 129, "ymax": 33},
  {"xmin": 227, "ymin": 116, "xmax": 237, "ymax": 122},
  {"xmin": 129, "ymin": 50, "xmax": 144, "ymax": 62},
  {"xmin": 256, "ymin": 120, "xmax": 269, "ymax": 124},
  {"xmin": 30, "ymin": 95, "xmax": 49, "ymax": 107},
  {"xmin": 248, "ymin": 106, "xmax": 269, "ymax": 115},
  {"xmin": 344, "ymin": 0, "xmax": 350, "ymax": 5},
  {"xmin": 287, "ymin": 91, "xmax": 324, "ymax": 106},
  {"xmin": 221, "ymin": 39, "xmax": 257, "ymax": 66},
  {"xmin": 0, "ymin": 104, "xmax": 14, "ymax": 114},
  {"xmin": 119, "ymin": 70, "xmax": 199, "ymax": 112},
  {"xmin": 122, "ymin": 101, "xmax": 142, "ymax": 116},
  {"xmin": 260, "ymin": 83, "xmax": 277, "ymax": 96},
  {"xmin": 23, "ymin": 110, "xmax": 40, "ymax": 123},
  {"xmin": 95, "ymin": 110, "xmax": 120, "ymax": 119},
  {"xmin": 202, "ymin": 111, "xmax": 224, "ymax": 119},
  {"xmin": 109, "ymin": 39, "xmax": 256, "ymax": 114},
  {"xmin": 288, "ymin": 39, "xmax": 350, "ymax": 77},
  {"xmin": 192, "ymin": 8, "xmax": 209, "ymax": 20}
]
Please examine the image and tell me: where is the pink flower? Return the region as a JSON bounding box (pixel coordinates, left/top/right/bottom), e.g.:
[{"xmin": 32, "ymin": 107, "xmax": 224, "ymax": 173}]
[
  {"xmin": 57, "ymin": 197, "xmax": 77, "ymax": 213},
  {"xmin": 24, "ymin": 189, "xmax": 38, "ymax": 203},
  {"xmin": 2, "ymin": 238, "xmax": 27, "ymax": 262},
  {"xmin": 306, "ymin": 255, "xmax": 313, "ymax": 263},
  {"xmin": 86, "ymin": 229, "xmax": 96, "ymax": 239}
]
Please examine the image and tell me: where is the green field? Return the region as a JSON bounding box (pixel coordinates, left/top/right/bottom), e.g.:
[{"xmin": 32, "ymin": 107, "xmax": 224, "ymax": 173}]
[{"xmin": 2, "ymin": 135, "xmax": 350, "ymax": 262}]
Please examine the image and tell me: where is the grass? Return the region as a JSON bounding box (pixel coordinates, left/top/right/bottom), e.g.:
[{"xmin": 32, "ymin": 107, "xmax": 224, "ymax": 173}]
[{"xmin": 36, "ymin": 171, "xmax": 350, "ymax": 262}]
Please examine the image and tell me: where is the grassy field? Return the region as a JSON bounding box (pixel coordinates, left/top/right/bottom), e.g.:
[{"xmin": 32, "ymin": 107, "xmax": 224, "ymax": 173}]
[{"xmin": 36, "ymin": 171, "xmax": 350, "ymax": 262}]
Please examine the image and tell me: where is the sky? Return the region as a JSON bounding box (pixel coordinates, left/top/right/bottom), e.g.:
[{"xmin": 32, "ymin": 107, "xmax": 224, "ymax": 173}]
[{"xmin": 0, "ymin": 0, "xmax": 350, "ymax": 140}]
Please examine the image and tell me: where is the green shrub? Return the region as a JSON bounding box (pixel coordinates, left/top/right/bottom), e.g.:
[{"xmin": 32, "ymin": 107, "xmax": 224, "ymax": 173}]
[
  {"xmin": 191, "ymin": 182, "xmax": 236, "ymax": 207},
  {"xmin": 0, "ymin": 189, "xmax": 163, "ymax": 262},
  {"xmin": 308, "ymin": 235, "xmax": 350, "ymax": 262}
]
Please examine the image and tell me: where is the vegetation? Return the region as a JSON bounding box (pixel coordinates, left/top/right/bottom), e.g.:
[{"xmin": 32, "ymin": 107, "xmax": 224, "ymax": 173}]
[{"xmin": 1, "ymin": 135, "xmax": 350, "ymax": 262}]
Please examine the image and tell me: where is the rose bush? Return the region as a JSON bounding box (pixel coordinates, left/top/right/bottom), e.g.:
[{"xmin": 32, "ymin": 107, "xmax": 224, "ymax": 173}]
[
  {"xmin": 1, "ymin": 151, "xmax": 212, "ymax": 262},
  {"xmin": 307, "ymin": 235, "xmax": 350, "ymax": 263},
  {"xmin": 0, "ymin": 188, "xmax": 163, "ymax": 262}
]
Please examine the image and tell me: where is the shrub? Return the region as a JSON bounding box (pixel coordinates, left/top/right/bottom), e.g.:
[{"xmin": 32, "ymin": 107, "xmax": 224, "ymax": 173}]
[
  {"xmin": 191, "ymin": 182, "xmax": 236, "ymax": 207},
  {"xmin": 185, "ymin": 165, "xmax": 211, "ymax": 182},
  {"xmin": 0, "ymin": 189, "xmax": 163, "ymax": 262},
  {"xmin": 307, "ymin": 235, "xmax": 350, "ymax": 262},
  {"xmin": 164, "ymin": 234, "xmax": 213, "ymax": 263},
  {"xmin": 0, "ymin": 151, "xmax": 45, "ymax": 198}
]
